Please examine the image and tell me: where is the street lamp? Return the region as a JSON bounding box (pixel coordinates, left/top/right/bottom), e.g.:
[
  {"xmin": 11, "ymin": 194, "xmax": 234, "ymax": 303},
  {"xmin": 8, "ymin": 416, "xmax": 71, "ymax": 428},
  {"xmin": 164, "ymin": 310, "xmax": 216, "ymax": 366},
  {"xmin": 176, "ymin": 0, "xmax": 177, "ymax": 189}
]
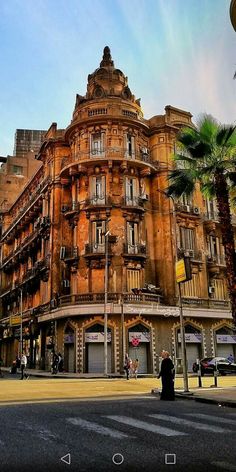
[{"xmin": 156, "ymin": 189, "xmax": 189, "ymax": 392}]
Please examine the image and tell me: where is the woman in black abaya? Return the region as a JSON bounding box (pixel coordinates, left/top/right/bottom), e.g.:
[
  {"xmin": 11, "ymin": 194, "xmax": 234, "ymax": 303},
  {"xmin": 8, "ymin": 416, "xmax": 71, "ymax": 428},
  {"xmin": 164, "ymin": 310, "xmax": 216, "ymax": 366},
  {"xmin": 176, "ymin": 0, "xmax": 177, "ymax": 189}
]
[{"xmin": 158, "ymin": 351, "xmax": 175, "ymax": 400}]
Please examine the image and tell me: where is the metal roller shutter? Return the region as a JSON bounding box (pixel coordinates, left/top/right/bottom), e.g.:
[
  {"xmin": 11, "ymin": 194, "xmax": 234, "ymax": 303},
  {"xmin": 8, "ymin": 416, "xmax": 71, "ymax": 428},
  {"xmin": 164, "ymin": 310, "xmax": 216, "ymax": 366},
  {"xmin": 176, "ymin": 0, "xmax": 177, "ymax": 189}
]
[
  {"xmin": 88, "ymin": 343, "xmax": 111, "ymax": 373},
  {"xmin": 129, "ymin": 344, "xmax": 147, "ymax": 373},
  {"xmin": 186, "ymin": 344, "xmax": 200, "ymax": 372},
  {"xmin": 216, "ymin": 344, "xmax": 234, "ymax": 359}
]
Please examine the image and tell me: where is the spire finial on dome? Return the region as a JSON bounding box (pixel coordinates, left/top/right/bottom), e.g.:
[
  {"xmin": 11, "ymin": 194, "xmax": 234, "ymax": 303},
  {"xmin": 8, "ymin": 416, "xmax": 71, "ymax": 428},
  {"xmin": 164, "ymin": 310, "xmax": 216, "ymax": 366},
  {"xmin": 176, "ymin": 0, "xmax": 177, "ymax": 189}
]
[{"xmin": 100, "ymin": 46, "xmax": 114, "ymax": 67}]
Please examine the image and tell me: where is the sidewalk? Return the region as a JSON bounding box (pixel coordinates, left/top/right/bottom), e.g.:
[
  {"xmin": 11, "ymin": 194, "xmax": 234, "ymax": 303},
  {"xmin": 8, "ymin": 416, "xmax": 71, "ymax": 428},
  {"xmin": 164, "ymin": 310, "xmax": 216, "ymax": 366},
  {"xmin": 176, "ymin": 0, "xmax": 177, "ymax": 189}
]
[
  {"xmin": 1, "ymin": 367, "xmax": 235, "ymax": 407},
  {"xmin": 152, "ymin": 386, "xmax": 236, "ymax": 408}
]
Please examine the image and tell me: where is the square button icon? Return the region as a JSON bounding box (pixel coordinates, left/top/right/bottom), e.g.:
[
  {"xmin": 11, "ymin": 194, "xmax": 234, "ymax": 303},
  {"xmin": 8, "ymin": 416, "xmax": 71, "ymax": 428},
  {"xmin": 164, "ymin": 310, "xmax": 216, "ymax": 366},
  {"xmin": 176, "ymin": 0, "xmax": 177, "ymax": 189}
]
[{"xmin": 165, "ymin": 453, "xmax": 176, "ymax": 465}]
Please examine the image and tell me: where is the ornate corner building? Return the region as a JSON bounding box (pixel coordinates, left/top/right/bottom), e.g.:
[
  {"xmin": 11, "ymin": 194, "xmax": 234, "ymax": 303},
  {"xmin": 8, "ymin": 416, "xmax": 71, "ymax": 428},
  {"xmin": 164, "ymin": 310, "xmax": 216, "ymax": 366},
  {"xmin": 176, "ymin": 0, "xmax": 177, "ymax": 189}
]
[{"xmin": 0, "ymin": 47, "xmax": 235, "ymax": 373}]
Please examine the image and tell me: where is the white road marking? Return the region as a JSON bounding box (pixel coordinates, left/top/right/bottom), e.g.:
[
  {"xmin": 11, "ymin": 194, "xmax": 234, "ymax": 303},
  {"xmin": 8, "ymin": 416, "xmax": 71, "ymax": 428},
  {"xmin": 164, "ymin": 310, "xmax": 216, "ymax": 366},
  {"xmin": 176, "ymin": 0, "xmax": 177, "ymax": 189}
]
[
  {"xmin": 211, "ymin": 461, "xmax": 236, "ymax": 471},
  {"xmin": 67, "ymin": 418, "xmax": 130, "ymax": 439},
  {"xmin": 17, "ymin": 421, "xmax": 57, "ymax": 441},
  {"xmin": 105, "ymin": 415, "xmax": 186, "ymax": 436},
  {"xmin": 186, "ymin": 413, "xmax": 236, "ymax": 425},
  {"xmin": 149, "ymin": 414, "xmax": 232, "ymax": 433}
]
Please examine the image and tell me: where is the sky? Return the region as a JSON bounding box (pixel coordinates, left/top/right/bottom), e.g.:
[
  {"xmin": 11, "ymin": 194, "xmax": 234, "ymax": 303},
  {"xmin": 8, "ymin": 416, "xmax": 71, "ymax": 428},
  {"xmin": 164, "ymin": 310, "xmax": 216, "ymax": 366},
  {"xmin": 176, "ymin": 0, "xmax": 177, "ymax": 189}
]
[{"xmin": 0, "ymin": 0, "xmax": 235, "ymax": 156}]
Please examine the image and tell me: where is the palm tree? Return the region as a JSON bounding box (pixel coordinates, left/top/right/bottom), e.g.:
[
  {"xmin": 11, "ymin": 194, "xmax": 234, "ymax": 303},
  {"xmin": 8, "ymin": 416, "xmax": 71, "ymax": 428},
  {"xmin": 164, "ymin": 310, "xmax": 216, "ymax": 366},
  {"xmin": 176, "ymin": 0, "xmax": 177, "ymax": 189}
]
[{"xmin": 166, "ymin": 114, "xmax": 236, "ymax": 324}]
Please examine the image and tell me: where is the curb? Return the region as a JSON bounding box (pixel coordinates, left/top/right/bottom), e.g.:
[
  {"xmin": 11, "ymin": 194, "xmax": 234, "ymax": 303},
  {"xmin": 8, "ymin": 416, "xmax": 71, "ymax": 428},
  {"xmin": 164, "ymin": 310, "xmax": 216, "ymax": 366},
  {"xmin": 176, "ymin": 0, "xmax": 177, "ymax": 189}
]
[{"xmin": 151, "ymin": 389, "xmax": 236, "ymax": 408}]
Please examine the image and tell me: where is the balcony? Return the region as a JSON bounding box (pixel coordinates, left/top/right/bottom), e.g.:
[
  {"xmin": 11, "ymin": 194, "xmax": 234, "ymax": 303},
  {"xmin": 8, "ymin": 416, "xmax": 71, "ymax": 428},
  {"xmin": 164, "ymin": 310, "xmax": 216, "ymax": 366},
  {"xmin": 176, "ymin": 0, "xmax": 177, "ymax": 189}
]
[
  {"xmin": 84, "ymin": 195, "xmax": 113, "ymax": 210},
  {"xmin": 121, "ymin": 196, "xmax": 146, "ymax": 211},
  {"xmin": 175, "ymin": 203, "xmax": 201, "ymax": 217},
  {"xmin": 85, "ymin": 243, "xmax": 106, "ymax": 256},
  {"xmin": 207, "ymin": 255, "xmax": 226, "ymax": 275},
  {"xmin": 60, "ymin": 146, "xmax": 158, "ymax": 179},
  {"xmin": 61, "ymin": 202, "xmax": 80, "ymax": 217},
  {"xmin": 1, "ymin": 176, "xmax": 51, "ymax": 240},
  {"xmin": 60, "ymin": 246, "xmax": 79, "ymax": 262},
  {"xmin": 182, "ymin": 297, "xmax": 230, "ymax": 309},
  {"xmin": 58, "ymin": 291, "xmax": 161, "ymax": 308},
  {"xmin": 123, "ymin": 243, "xmax": 147, "ymax": 259}
]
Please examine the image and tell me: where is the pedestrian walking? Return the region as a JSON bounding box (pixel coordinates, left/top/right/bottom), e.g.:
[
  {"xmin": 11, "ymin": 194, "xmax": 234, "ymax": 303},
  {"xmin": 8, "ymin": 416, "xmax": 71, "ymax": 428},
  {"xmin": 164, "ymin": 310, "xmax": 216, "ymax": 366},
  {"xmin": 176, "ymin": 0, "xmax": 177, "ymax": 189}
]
[
  {"xmin": 132, "ymin": 358, "xmax": 139, "ymax": 379},
  {"xmin": 124, "ymin": 353, "xmax": 132, "ymax": 380},
  {"xmin": 51, "ymin": 352, "xmax": 59, "ymax": 374},
  {"xmin": 158, "ymin": 350, "xmax": 175, "ymax": 400},
  {"xmin": 20, "ymin": 352, "xmax": 28, "ymax": 380},
  {"xmin": 58, "ymin": 352, "xmax": 63, "ymax": 372}
]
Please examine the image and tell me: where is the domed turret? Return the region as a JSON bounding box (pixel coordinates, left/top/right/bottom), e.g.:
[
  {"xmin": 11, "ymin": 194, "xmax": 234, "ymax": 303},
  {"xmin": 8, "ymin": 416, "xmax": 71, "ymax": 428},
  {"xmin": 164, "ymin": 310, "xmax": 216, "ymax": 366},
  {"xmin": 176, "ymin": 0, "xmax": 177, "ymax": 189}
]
[{"xmin": 73, "ymin": 47, "xmax": 141, "ymax": 111}]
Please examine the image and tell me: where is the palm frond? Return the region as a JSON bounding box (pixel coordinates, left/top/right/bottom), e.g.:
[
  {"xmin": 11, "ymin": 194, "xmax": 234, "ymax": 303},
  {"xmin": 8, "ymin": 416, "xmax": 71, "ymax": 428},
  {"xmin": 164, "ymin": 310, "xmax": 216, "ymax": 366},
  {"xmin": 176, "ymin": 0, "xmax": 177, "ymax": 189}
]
[
  {"xmin": 166, "ymin": 169, "xmax": 195, "ymax": 198},
  {"xmin": 216, "ymin": 125, "xmax": 236, "ymax": 147},
  {"xmin": 188, "ymin": 142, "xmax": 212, "ymax": 158},
  {"xmin": 200, "ymin": 181, "xmax": 216, "ymax": 198},
  {"xmin": 197, "ymin": 114, "xmax": 218, "ymax": 143}
]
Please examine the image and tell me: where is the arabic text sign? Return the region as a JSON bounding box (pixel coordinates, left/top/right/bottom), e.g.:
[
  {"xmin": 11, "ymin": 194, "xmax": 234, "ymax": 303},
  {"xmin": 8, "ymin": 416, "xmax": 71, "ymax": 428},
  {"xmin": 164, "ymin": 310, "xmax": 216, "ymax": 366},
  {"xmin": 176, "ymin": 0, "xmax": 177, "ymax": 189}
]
[
  {"xmin": 85, "ymin": 332, "xmax": 112, "ymax": 343},
  {"xmin": 216, "ymin": 335, "xmax": 236, "ymax": 344},
  {"xmin": 178, "ymin": 333, "xmax": 202, "ymax": 343},
  {"xmin": 129, "ymin": 332, "xmax": 150, "ymax": 343}
]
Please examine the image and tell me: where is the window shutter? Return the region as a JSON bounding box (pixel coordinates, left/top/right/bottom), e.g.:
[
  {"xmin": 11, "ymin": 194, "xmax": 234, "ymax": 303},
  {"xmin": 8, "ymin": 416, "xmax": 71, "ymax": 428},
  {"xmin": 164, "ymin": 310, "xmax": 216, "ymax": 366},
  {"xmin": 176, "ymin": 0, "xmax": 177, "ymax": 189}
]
[
  {"xmin": 124, "ymin": 134, "xmax": 128, "ymax": 157},
  {"xmin": 134, "ymin": 223, "xmax": 138, "ymax": 245},
  {"xmin": 131, "ymin": 136, "xmax": 135, "ymax": 158},
  {"xmin": 101, "ymin": 175, "xmax": 106, "ymax": 197}
]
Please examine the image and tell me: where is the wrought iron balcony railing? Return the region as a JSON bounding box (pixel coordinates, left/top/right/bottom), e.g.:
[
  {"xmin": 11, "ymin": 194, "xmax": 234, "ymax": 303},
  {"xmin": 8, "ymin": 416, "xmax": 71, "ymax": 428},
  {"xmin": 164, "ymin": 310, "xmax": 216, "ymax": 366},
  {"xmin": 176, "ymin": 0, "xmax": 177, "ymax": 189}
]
[
  {"xmin": 60, "ymin": 246, "xmax": 79, "ymax": 260},
  {"xmin": 206, "ymin": 255, "xmax": 226, "ymax": 266},
  {"xmin": 123, "ymin": 243, "xmax": 147, "ymax": 256},
  {"xmin": 85, "ymin": 243, "xmax": 106, "ymax": 255}
]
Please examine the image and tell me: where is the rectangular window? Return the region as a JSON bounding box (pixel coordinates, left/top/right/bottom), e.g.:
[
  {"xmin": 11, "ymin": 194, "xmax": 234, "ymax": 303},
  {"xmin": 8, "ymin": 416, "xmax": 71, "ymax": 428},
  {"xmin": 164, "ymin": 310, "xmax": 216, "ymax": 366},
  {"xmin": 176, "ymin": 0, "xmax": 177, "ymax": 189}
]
[
  {"xmin": 125, "ymin": 134, "xmax": 135, "ymax": 158},
  {"xmin": 127, "ymin": 221, "xmax": 138, "ymax": 253},
  {"xmin": 179, "ymin": 227, "xmax": 195, "ymax": 251},
  {"xmin": 125, "ymin": 178, "xmax": 138, "ymax": 204},
  {"xmin": 13, "ymin": 165, "xmax": 23, "ymax": 175},
  {"xmin": 90, "ymin": 132, "xmax": 104, "ymax": 156},
  {"xmin": 91, "ymin": 176, "xmax": 106, "ymax": 204},
  {"xmin": 179, "ymin": 194, "xmax": 193, "ymax": 206},
  {"xmin": 206, "ymin": 198, "xmax": 218, "ymax": 219},
  {"xmin": 92, "ymin": 221, "xmax": 105, "ymax": 252},
  {"xmin": 127, "ymin": 269, "xmax": 141, "ymax": 291}
]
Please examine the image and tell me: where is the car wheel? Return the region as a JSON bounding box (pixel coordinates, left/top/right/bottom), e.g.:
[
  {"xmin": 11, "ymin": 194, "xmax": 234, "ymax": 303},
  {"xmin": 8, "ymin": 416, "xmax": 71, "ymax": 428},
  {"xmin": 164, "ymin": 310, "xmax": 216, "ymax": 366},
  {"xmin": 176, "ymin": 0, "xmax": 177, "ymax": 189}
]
[{"xmin": 221, "ymin": 372, "xmax": 226, "ymax": 376}]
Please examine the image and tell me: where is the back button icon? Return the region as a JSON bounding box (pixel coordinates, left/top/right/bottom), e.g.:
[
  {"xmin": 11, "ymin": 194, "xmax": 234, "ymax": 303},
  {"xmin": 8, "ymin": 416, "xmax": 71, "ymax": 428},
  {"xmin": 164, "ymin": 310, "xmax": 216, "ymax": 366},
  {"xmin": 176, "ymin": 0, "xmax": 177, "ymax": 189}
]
[{"xmin": 60, "ymin": 453, "xmax": 71, "ymax": 465}]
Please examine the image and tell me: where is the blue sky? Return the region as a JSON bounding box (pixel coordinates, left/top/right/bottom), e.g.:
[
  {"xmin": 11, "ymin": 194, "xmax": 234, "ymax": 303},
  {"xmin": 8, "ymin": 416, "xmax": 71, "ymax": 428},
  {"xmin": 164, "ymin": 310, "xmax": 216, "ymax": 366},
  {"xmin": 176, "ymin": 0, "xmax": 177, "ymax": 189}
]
[{"xmin": 0, "ymin": 0, "xmax": 235, "ymax": 155}]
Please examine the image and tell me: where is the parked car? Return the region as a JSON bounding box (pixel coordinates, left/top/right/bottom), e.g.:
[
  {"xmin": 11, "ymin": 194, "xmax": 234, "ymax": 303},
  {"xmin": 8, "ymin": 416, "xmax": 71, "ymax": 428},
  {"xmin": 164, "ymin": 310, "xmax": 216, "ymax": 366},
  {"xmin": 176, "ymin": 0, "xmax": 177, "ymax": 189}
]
[{"xmin": 192, "ymin": 357, "xmax": 236, "ymax": 376}]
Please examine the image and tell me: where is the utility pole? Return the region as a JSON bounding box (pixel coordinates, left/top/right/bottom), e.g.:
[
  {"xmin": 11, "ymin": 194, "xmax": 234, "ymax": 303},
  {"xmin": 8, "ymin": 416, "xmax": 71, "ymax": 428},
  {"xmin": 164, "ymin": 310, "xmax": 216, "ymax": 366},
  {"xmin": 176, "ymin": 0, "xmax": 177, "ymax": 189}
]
[
  {"xmin": 157, "ymin": 189, "xmax": 189, "ymax": 392},
  {"xmin": 104, "ymin": 217, "xmax": 109, "ymax": 376},
  {"xmin": 19, "ymin": 288, "xmax": 23, "ymax": 359}
]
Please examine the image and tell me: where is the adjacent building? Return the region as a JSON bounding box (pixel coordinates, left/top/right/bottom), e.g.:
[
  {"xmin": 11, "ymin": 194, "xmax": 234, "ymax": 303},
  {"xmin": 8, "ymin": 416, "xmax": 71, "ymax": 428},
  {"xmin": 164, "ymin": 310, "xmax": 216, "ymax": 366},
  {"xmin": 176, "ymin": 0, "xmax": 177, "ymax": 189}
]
[
  {"xmin": 13, "ymin": 129, "xmax": 45, "ymax": 159},
  {"xmin": 0, "ymin": 47, "xmax": 235, "ymax": 373}
]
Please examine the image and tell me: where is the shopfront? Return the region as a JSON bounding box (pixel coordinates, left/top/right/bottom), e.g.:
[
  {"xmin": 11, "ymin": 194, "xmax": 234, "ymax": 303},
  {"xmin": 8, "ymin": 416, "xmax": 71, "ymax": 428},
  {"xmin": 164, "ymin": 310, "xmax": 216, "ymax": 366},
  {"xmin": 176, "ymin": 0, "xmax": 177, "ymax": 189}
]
[
  {"xmin": 177, "ymin": 324, "xmax": 202, "ymax": 371},
  {"xmin": 64, "ymin": 327, "xmax": 75, "ymax": 372},
  {"xmin": 215, "ymin": 327, "xmax": 236, "ymax": 359},
  {"xmin": 128, "ymin": 324, "xmax": 150, "ymax": 373},
  {"xmin": 85, "ymin": 324, "xmax": 112, "ymax": 373}
]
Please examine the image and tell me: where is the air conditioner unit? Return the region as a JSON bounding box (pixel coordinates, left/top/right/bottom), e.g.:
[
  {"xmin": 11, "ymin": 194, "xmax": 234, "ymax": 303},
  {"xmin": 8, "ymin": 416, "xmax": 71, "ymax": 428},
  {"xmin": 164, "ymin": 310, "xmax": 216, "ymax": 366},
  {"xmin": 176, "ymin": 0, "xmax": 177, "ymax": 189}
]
[
  {"xmin": 193, "ymin": 207, "xmax": 200, "ymax": 215},
  {"xmin": 184, "ymin": 249, "xmax": 194, "ymax": 258},
  {"xmin": 209, "ymin": 286, "xmax": 215, "ymax": 294},
  {"xmin": 60, "ymin": 246, "xmax": 66, "ymax": 260}
]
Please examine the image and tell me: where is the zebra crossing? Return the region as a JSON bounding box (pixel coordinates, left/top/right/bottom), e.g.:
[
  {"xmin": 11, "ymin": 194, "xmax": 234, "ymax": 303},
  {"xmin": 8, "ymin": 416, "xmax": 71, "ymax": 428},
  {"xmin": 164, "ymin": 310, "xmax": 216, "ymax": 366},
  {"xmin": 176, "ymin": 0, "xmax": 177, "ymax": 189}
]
[{"xmin": 66, "ymin": 411, "xmax": 236, "ymax": 439}]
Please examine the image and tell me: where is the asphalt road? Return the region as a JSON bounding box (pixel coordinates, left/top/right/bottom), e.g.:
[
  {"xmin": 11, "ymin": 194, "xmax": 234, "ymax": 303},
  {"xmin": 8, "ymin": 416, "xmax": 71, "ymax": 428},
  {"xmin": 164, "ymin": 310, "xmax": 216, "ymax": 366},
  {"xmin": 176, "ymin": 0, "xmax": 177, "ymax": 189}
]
[{"xmin": 0, "ymin": 397, "xmax": 236, "ymax": 472}]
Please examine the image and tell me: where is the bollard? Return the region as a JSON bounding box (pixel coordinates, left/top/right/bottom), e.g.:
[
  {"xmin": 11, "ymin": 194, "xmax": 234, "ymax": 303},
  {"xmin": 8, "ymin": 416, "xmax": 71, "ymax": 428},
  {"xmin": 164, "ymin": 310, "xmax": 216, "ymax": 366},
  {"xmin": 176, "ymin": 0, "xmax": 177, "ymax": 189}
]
[
  {"xmin": 197, "ymin": 359, "xmax": 202, "ymax": 388},
  {"xmin": 214, "ymin": 361, "xmax": 218, "ymax": 387}
]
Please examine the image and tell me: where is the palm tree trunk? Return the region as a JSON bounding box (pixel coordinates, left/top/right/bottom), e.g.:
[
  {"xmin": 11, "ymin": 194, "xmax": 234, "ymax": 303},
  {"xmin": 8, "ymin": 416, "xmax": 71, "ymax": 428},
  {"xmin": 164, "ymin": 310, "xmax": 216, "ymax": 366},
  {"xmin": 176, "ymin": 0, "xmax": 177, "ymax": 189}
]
[{"xmin": 214, "ymin": 171, "xmax": 236, "ymax": 325}]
